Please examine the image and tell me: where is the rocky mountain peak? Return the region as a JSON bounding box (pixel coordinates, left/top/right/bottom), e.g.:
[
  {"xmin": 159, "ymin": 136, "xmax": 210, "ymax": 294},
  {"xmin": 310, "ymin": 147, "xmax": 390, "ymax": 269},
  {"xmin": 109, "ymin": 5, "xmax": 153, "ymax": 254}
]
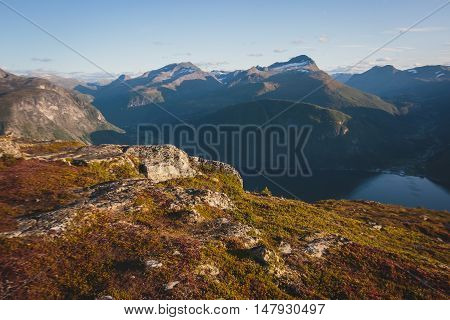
[
  {"xmin": 286, "ymin": 54, "xmax": 316, "ymax": 65},
  {"xmin": 268, "ymin": 54, "xmax": 318, "ymax": 71},
  {"xmin": 369, "ymin": 65, "xmax": 399, "ymax": 74}
]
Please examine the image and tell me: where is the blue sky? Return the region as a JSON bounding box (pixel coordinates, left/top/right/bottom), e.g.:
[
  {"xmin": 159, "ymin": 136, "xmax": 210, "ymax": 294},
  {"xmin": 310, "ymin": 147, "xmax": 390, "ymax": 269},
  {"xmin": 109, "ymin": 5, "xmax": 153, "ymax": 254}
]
[{"xmin": 1, "ymin": 0, "xmax": 449, "ymax": 78}]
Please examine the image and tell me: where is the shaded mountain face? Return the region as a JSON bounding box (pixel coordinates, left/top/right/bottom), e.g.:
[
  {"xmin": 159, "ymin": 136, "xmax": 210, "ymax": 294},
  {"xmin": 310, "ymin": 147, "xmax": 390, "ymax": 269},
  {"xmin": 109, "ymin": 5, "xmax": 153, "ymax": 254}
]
[
  {"xmin": 347, "ymin": 65, "xmax": 450, "ymax": 183},
  {"xmin": 188, "ymin": 99, "xmax": 412, "ymax": 172},
  {"xmin": 346, "ymin": 65, "xmax": 450, "ymax": 100},
  {"xmin": 78, "ymin": 55, "xmax": 396, "ymax": 128},
  {"xmin": 0, "ymin": 69, "xmax": 121, "ymax": 143}
]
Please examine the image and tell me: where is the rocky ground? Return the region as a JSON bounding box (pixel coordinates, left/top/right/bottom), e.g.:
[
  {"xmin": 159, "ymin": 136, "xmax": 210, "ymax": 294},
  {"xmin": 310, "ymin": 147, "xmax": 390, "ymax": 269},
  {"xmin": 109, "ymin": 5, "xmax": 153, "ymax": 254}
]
[{"xmin": 0, "ymin": 136, "xmax": 449, "ymax": 299}]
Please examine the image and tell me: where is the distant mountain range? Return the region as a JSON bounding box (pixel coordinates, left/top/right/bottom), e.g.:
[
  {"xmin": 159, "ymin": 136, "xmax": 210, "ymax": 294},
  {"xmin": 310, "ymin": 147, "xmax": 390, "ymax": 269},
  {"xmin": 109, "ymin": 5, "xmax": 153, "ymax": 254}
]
[
  {"xmin": 1, "ymin": 55, "xmax": 449, "ymax": 182},
  {"xmin": 77, "ymin": 55, "xmax": 396, "ymax": 127},
  {"xmin": 0, "ymin": 68, "xmax": 121, "ymax": 143},
  {"xmin": 331, "ymin": 73, "xmax": 354, "ymax": 83},
  {"xmin": 347, "ymin": 65, "xmax": 450, "ymax": 99}
]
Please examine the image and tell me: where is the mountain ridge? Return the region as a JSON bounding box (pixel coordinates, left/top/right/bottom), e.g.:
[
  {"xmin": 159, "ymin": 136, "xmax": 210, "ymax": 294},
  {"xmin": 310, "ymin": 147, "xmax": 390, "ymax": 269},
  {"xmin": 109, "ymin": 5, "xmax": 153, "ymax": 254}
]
[
  {"xmin": 0, "ymin": 70, "xmax": 122, "ymax": 143},
  {"xmin": 78, "ymin": 55, "xmax": 397, "ymax": 127}
]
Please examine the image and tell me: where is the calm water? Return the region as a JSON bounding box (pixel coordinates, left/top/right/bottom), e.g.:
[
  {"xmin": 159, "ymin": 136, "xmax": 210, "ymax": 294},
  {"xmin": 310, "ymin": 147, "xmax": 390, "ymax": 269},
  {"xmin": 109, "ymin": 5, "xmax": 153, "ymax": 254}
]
[{"xmin": 244, "ymin": 171, "xmax": 450, "ymax": 211}]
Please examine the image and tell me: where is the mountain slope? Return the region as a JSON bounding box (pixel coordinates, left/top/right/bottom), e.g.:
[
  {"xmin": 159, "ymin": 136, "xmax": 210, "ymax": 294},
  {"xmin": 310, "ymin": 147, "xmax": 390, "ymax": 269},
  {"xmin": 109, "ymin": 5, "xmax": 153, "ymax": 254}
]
[
  {"xmin": 79, "ymin": 55, "xmax": 397, "ymax": 128},
  {"xmin": 189, "ymin": 99, "xmax": 409, "ymax": 171},
  {"xmin": 0, "ymin": 69, "xmax": 121, "ymax": 143},
  {"xmin": 0, "ymin": 139, "xmax": 448, "ymax": 299},
  {"xmin": 78, "ymin": 62, "xmax": 223, "ymax": 127}
]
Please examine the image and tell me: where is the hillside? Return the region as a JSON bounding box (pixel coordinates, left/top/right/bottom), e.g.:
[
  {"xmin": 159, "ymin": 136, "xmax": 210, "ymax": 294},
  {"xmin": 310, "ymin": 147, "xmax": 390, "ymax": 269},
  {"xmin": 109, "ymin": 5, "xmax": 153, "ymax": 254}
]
[
  {"xmin": 0, "ymin": 138, "xmax": 448, "ymax": 299},
  {"xmin": 191, "ymin": 99, "xmax": 414, "ymax": 171},
  {"xmin": 0, "ymin": 69, "xmax": 122, "ymax": 143}
]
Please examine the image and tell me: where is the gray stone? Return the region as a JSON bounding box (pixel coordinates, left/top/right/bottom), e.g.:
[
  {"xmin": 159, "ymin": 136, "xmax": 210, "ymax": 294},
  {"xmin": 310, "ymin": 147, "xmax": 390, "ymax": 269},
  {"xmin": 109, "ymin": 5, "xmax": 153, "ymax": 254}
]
[
  {"xmin": 145, "ymin": 259, "xmax": 162, "ymax": 269},
  {"xmin": 279, "ymin": 241, "xmax": 292, "ymax": 255},
  {"xmin": 165, "ymin": 281, "xmax": 180, "ymax": 290}
]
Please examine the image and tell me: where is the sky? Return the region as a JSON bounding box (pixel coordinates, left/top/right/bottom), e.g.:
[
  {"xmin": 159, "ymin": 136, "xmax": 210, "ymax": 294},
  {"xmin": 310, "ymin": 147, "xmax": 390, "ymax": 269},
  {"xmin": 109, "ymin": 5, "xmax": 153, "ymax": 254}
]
[{"xmin": 1, "ymin": 0, "xmax": 449, "ymax": 79}]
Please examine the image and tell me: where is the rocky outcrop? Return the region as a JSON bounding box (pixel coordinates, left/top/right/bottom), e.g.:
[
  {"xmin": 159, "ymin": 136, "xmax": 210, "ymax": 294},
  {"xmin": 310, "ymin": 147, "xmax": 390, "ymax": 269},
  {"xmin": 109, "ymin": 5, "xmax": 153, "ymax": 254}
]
[
  {"xmin": 191, "ymin": 157, "xmax": 243, "ymax": 186},
  {"xmin": 2, "ymin": 176, "xmax": 237, "ymax": 238},
  {"xmin": 208, "ymin": 218, "xmax": 261, "ymax": 249},
  {"xmin": 303, "ymin": 232, "xmax": 351, "ymax": 258},
  {"xmin": 44, "ymin": 144, "xmax": 242, "ymax": 185},
  {"xmin": 167, "ymin": 187, "xmax": 234, "ymax": 211},
  {"xmin": 0, "ymin": 136, "xmax": 23, "ymax": 158},
  {"xmin": 125, "ymin": 145, "xmax": 197, "ymax": 182}
]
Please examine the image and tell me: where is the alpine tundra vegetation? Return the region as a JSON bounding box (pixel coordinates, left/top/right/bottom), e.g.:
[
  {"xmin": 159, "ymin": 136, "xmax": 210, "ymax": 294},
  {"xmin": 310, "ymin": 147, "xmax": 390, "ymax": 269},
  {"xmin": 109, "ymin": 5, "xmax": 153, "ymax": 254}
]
[{"xmin": 0, "ymin": 138, "xmax": 448, "ymax": 299}]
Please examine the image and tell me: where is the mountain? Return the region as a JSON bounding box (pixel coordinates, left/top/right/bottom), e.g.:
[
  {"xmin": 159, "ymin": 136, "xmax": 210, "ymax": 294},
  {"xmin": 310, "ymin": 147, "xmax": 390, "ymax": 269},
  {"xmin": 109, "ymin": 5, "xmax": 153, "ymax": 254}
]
[
  {"xmin": 347, "ymin": 65, "xmax": 450, "ymax": 182},
  {"xmin": 77, "ymin": 62, "xmax": 223, "ymax": 127},
  {"xmin": 346, "ymin": 65, "xmax": 450, "ymax": 100},
  {"xmin": 190, "ymin": 99, "xmax": 411, "ymax": 171},
  {"xmin": 0, "ymin": 69, "xmax": 121, "ymax": 143},
  {"xmin": 213, "ymin": 56, "xmax": 396, "ymax": 114},
  {"xmin": 0, "ymin": 139, "xmax": 447, "ymax": 299},
  {"xmin": 332, "ymin": 73, "xmax": 353, "ymax": 83},
  {"xmin": 12, "ymin": 69, "xmax": 116, "ymax": 89},
  {"xmin": 78, "ymin": 55, "xmax": 397, "ymax": 128}
]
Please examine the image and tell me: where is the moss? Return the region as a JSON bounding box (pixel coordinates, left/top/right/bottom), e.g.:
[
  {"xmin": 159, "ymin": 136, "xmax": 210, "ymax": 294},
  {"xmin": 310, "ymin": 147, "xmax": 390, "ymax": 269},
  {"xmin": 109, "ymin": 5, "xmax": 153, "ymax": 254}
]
[
  {"xmin": 0, "ymin": 143, "xmax": 448, "ymax": 299},
  {"xmin": 85, "ymin": 159, "xmax": 140, "ymax": 182},
  {"xmin": 0, "ymin": 154, "xmax": 19, "ymax": 169},
  {"xmin": 199, "ymin": 243, "xmax": 291, "ymax": 299},
  {"xmin": 20, "ymin": 141, "xmax": 84, "ymax": 156},
  {"xmin": 157, "ymin": 171, "xmax": 244, "ymax": 199}
]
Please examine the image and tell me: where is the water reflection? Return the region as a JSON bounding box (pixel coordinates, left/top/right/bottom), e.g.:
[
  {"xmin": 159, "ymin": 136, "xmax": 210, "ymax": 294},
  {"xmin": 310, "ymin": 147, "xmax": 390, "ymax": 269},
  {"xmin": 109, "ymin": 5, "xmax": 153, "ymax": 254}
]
[{"xmin": 244, "ymin": 171, "xmax": 450, "ymax": 211}]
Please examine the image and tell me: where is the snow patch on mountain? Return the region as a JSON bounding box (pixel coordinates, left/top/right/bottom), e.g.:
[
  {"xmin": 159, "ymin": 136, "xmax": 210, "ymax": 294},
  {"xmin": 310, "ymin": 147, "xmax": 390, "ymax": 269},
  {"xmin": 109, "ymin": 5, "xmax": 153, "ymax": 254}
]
[{"xmin": 270, "ymin": 62, "xmax": 311, "ymax": 72}]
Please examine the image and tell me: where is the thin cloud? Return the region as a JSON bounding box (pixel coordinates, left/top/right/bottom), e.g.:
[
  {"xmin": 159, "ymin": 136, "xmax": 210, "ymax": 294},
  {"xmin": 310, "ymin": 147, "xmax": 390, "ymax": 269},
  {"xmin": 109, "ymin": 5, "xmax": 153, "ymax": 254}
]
[
  {"xmin": 381, "ymin": 46, "xmax": 414, "ymax": 52},
  {"xmin": 385, "ymin": 26, "xmax": 447, "ymax": 34},
  {"xmin": 319, "ymin": 35, "xmax": 329, "ymax": 43},
  {"xmin": 295, "ymin": 46, "xmax": 315, "ymax": 50},
  {"xmin": 247, "ymin": 53, "xmax": 263, "ymax": 57},
  {"xmin": 328, "ymin": 60, "xmax": 378, "ymax": 74},
  {"xmin": 173, "ymin": 52, "xmax": 192, "ymax": 57},
  {"xmin": 376, "ymin": 57, "xmax": 393, "ymax": 62},
  {"xmin": 273, "ymin": 49, "xmax": 287, "ymax": 53},
  {"xmin": 31, "ymin": 57, "xmax": 53, "ymax": 63},
  {"xmin": 195, "ymin": 61, "xmax": 229, "ymax": 69},
  {"xmin": 339, "ymin": 44, "xmax": 366, "ymax": 48},
  {"xmin": 397, "ymin": 26, "xmax": 446, "ymax": 33},
  {"xmin": 291, "ymin": 39, "xmax": 304, "ymax": 45}
]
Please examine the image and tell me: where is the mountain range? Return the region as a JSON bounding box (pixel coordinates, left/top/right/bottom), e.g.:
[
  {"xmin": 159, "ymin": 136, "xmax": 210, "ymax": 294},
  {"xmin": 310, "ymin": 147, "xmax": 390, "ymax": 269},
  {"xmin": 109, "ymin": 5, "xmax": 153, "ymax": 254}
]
[
  {"xmin": 1, "ymin": 55, "xmax": 449, "ymax": 182},
  {"xmin": 77, "ymin": 55, "xmax": 396, "ymax": 128}
]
